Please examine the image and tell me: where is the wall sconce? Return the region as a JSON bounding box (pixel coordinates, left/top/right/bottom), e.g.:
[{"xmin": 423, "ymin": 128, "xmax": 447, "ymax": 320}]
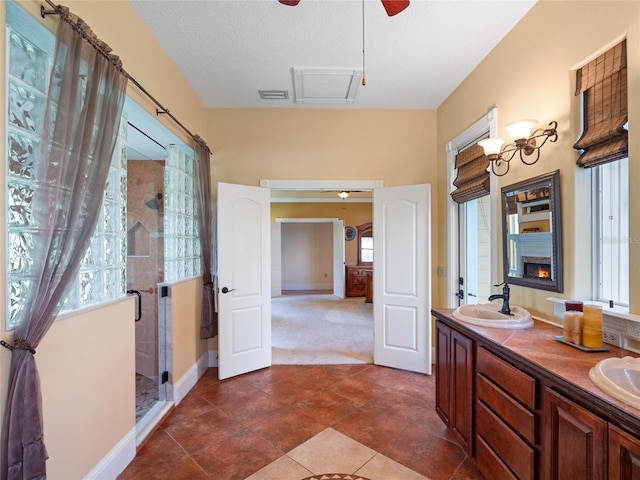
[
  {"xmin": 478, "ymin": 119, "xmax": 558, "ymax": 176},
  {"xmin": 338, "ymin": 191, "xmax": 350, "ymax": 199}
]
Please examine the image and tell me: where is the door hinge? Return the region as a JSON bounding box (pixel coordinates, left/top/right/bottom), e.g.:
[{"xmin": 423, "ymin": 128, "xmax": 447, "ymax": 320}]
[
  {"xmin": 161, "ymin": 371, "xmax": 169, "ymax": 384},
  {"xmin": 161, "ymin": 286, "xmax": 169, "ymax": 298}
]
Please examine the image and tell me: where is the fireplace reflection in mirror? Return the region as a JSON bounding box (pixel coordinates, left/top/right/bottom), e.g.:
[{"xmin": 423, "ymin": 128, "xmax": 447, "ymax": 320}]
[{"xmin": 522, "ymin": 256, "xmax": 552, "ymax": 280}]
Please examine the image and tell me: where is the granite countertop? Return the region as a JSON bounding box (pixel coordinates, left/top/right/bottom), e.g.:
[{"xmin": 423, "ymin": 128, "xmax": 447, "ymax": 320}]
[{"xmin": 432, "ymin": 307, "xmax": 640, "ymax": 421}]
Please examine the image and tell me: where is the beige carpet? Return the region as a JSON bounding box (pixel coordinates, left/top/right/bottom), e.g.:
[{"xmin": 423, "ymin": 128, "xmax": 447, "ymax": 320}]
[{"xmin": 271, "ymin": 292, "xmax": 374, "ymax": 365}]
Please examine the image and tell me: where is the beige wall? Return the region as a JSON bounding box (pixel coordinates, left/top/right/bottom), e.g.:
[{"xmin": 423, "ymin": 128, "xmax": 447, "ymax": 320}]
[
  {"xmin": 209, "ymin": 108, "xmax": 438, "ymax": 188},
  {"xmin": 271, "ymin": 202, "xmax": 373, "ymax": 265},
  {"xmin": 38, "ymin": 300, "xmax": 135, "ymax": 480},
  {"xmin": 170, "ymin": 278, "xmax": 205, "ymax": 382},
  {"xmin": 1, "ymin": 1, "xmax": 211, "ymax": 477},
  {"xmin": 209, "ymin": 107, "xmax": 439, "ymax": 292},
  {"xmin": 437, "ymin": 1, "xmax": 640, "ymax": 319}
]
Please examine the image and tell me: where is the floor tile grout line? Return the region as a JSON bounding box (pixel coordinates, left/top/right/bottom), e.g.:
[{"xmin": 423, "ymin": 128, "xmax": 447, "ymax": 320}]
[
  {"xmin": 122, "ymin": 365, "xmax": 484, "ymax": 480},
  {"xmin": 160, "ymin": 426, "xmax": 214, "ymax": 479}
]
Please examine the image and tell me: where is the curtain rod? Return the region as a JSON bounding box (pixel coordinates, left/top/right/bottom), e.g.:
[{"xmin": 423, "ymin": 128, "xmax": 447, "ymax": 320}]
[{"xmin": 40, "ymin": 0, "xmax": 208, "ymax": 151}]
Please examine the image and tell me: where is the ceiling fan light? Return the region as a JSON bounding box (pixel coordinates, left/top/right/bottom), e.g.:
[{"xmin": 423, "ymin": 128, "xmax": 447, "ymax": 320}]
[{"xmin": 381, "ymin": 0, "xmax": 410, "ymax": 17}]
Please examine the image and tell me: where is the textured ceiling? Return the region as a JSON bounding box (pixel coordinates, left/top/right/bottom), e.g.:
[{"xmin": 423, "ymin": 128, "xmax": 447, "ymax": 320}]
[{"xmin": 128, "ymin": 0, "xmax": 537, "ymax": 110}]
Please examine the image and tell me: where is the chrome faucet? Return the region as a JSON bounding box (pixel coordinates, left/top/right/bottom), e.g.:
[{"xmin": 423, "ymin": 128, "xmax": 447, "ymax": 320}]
[{"xmin": 488, "ymin": 282, "xmax": 512, "ymax": 316}]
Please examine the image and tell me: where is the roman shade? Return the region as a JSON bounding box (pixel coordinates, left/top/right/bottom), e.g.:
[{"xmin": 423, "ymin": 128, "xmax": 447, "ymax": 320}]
[
  {"xmin": 574, "ymin": 40, "xmax": 627, "ymax": 168},
  {"xmin": 450, "ymin": 143, "xmax": 490, "ymax": 204}
]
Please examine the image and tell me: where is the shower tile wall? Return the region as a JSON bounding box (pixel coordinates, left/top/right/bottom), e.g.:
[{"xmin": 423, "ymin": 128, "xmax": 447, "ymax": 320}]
[{"xmin": 127, "ymin": 160, "xmax": 165, "ymax": 378}]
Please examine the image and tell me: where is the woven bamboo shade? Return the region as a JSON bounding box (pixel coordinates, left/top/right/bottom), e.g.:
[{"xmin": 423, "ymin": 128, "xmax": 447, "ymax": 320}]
[
  {"xmin": 450, "ymin": 143, "xmax": 490, "ymax": 204},
  {"xmin": 574, "ymin": 40, "xmax": 627, "ymax": 168}
]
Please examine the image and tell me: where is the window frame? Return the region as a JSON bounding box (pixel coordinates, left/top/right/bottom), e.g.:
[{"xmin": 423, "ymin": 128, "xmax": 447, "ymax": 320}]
[
  {"xmin": 357, "ymin": 222, "xmax": 373, "ymax": 266},
  {"xmin": 592, "ymin": 157, "xmax": 629, "ymax": 307}
]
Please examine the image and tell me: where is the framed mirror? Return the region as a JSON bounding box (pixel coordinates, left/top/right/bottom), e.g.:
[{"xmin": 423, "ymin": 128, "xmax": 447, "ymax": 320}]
[{"xmin": 501, "ymin": 170, "xmax": 563, "ymax": 292}]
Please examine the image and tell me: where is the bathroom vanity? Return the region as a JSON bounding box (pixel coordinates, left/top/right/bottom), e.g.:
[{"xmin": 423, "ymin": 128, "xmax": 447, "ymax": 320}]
[{"xmin": 432, "ymin": 308, "xmax": 640, "ymax": 480}]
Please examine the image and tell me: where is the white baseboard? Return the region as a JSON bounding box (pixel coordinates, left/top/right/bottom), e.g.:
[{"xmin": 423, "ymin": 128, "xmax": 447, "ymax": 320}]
[
  {"xmin": 281, "ymin": 283, "xmax": 333, "ymax": 290},
  {"xmin": 83, "ymin": 427, "xmax": 136, "ymax": 480},
  {"xmin": 173, "ymin": 352, "xmax": 209, "ymax": 405}
]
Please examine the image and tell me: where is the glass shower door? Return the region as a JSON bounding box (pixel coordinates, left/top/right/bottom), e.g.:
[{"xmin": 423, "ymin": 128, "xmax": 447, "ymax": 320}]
[{"xmin": 126, "ymin": 129, "xmax": 167, "ymax": 426}]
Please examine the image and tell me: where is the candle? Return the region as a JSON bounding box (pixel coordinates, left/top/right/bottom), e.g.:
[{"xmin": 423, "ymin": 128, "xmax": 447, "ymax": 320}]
[
  {"xmin": 563, "ymin": 311, "xmax": 582, "ymax": 345},
  {"xmin": 582, "ymin": 305, "xmax": 603, "ymax": 348}
]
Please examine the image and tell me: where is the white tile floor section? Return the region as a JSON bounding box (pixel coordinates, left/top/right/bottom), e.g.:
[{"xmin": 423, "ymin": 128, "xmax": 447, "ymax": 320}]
[{"xmin": 246, "ymin": 428, "xmax": 429, "ymax": 480}]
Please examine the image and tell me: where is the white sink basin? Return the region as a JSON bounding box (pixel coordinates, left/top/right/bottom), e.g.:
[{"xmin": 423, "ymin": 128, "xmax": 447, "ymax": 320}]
[
  {"xmin": 452, "ymin": 303, "xmax": 533, "ymax": 329},
  {"xmin": 589, "ymin": 357, "xmax": 640, "ymax": 409}
]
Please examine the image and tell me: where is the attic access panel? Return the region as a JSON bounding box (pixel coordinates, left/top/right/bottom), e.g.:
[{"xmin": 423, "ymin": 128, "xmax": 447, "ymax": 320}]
[{"xmin": 293, "ymin": 67, "xmax": 363, "ymax": 105}]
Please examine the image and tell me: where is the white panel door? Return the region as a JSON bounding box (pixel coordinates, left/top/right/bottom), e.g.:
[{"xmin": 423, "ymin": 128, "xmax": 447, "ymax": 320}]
[
  {"xmin": 217, "ymin": 182, "xmax": 271, "ymax": 380},
  {"xmin": 333, "ymin": 220, "xmax": 345, "ymax": 298},
  {"xmin": 373, "ymin": 184, "xmax": 431, "ymax": 374},
  {"xmin": 271, "ymin": 221, "xmax": 282, "ymax": 297}
]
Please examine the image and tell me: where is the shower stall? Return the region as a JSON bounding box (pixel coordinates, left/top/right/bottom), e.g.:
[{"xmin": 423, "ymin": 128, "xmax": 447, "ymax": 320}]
[{"xmin": 127, "ymin": 158, "xmax": 166, "ymax": 422}]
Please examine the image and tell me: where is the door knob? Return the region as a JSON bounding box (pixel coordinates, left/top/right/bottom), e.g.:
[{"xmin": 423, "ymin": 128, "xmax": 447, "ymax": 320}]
[{"xmin": 221, "ymin": 287, "xmax": 236, "ymax": 294}]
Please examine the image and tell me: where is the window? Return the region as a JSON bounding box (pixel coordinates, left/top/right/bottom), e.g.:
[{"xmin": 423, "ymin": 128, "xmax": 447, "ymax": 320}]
[
  {"xmin": 573, "ymin": 40, "xmax": 629, "ymax": 307},
  {"xmin": 6, "ymin": 3, "xmax": 127, "ymax": 328},
  {"xmin": 163, "ymin": 145, "xmax": 200, "ymax": 282},
  {"xmin": 357, "ymin": 223, "xmax": 372, "ymax": 265},
  {"xmin": 593, "ymin": 158, "xmax": 629, "ymax": 306}
]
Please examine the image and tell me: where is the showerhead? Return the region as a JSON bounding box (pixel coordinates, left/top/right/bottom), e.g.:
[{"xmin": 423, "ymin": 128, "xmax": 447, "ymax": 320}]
[{"xmin": 145, "ymin": 193, "xmax": 162, "ymax": 210}]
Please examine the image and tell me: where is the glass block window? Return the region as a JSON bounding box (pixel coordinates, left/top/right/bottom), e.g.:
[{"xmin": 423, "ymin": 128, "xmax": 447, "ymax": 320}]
[
  {"xmin": 6, "ymin": 3, "xmax": 127, "ymax": 329},
  {"xmin": 163, "ymin": 145, "xmax": 200, "ymax": 282}
]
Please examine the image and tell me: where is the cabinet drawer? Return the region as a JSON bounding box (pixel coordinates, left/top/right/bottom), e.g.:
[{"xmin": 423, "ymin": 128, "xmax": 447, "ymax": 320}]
[
  {"xmin": 476, "ymin": 436, "xmax": 518, "ymax": 480},
  {"xmin": 477, "ymin": 347, "xmax": 536, "ymax": 409},
  {"xmin": 477, "ymin": 373, "xmax": 535, "ymax": 444},
  {"xmin": 477, "ymin": 401, "xmax": 535, "ymax": 480}
]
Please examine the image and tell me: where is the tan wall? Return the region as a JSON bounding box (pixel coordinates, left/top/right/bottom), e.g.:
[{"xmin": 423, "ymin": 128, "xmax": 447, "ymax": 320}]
[
  {"xmin": 170, "ymin": 278, "xmax": 205, "ymax": 381},
  {"xmin": 209, "ymin": 107, "xmax": 439, "ymax": 290},
  {"xmin": 271, "ymin": 202, "xmax": 373, "ymax": 265},
  {"xmin": 437, "ymin": 1, "xmax": 640, "ymax": 319},
  {"xmin": 1, "ymin": 0, "xmax": 211, "ymax": 477},
  {"xmin": 39, "ymin": 299, "xmax": 135, "ymax": 480},
  {"xmin": 209, "ymin": 108, "xmax": 437, "ymax": 188}
]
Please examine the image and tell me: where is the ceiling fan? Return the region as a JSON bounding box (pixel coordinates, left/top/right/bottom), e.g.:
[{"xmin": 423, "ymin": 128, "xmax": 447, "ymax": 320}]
[{"xmin": 278, "ymin": 0, "xmax": 410, "ymax": 17}]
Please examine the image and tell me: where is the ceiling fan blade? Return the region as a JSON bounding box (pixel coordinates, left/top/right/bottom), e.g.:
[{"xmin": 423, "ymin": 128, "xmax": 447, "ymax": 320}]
[
  {"xmin": 381, "ymin": 0, "xmax": 410, "ymax": 16},
  {"xmin": 278, "ymin": 0, "xmax": 301, "ymax": 5}
]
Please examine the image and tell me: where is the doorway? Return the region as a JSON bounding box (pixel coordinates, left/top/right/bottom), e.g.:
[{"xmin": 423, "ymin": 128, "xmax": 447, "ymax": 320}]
[
  {"xmin": 271, "ymin": 217, "xmax": 373, "ymax": 364},
  {"xmin": 123, "ymin": 98, "xmax": 187, "ymax": 441},
  {"xmin": 458, "ymin": 196, "xmax": 492, "ymax": 305},
  {"xmin": 218, "ymin": 182, "xmax": 432, "ymax": 377},
  {"xmin": 446, "ymin": 109, "xmax": 499, "ymax": 307},
  {"xmin": 266, "ymin": 185, "xmax": 376, "ymax": 366}
]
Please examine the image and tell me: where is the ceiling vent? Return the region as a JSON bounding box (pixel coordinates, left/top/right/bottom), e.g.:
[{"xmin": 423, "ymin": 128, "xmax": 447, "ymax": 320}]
[
  {"xmin": 293, "ymin": 68, "xmax": 362, "ymax": 105},
  {"xmin": 259, "ymin": 90, "xmax": 289, "ymax": 100}
]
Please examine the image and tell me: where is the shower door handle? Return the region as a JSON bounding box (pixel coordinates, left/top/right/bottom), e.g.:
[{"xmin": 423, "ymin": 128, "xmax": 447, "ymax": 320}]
[{"xmin": 127, "ymin": 289, "xmax": 142, "ymax": 322}]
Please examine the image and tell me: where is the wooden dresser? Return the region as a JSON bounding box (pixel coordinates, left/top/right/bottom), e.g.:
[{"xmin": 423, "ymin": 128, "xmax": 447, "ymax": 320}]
[{"xmin": 345, "ymin": 265, "xmax": 372, "ymax": 297}]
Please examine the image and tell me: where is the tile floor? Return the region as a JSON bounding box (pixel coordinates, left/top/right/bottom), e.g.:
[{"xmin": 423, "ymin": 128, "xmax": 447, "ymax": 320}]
[{"xmin": 118, "ymin": 364, "xmax": 484, "ymax": 480}]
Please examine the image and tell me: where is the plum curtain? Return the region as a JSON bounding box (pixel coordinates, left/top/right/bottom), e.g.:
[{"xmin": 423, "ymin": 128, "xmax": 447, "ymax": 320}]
[
  {"xmin": 1, "ymin": 8, "xmax": 127, "ymax": 479},
  {"xmin": 194, "ymin": 136, "xmax": 217, "ymax": 338}
]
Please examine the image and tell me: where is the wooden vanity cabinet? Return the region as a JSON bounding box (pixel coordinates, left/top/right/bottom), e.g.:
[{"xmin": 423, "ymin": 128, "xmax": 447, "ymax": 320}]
[
  {"xmin": 476, "ymin": 347, "xmax": 537, "ymax": 480},
  {"xmin": 435, "ymin": 320, "xmax": 475, "ymax": 455},
  {"xmin": 433, "ymin": 310, "xmax": 640, "ymax": 480},
  {"xmin": 609, "ymin": 423, "xmax": 640, "ymax": 479},
  {"xmin": 544, "ymin": 388, "xmax": 607, "ymax": 480}
]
